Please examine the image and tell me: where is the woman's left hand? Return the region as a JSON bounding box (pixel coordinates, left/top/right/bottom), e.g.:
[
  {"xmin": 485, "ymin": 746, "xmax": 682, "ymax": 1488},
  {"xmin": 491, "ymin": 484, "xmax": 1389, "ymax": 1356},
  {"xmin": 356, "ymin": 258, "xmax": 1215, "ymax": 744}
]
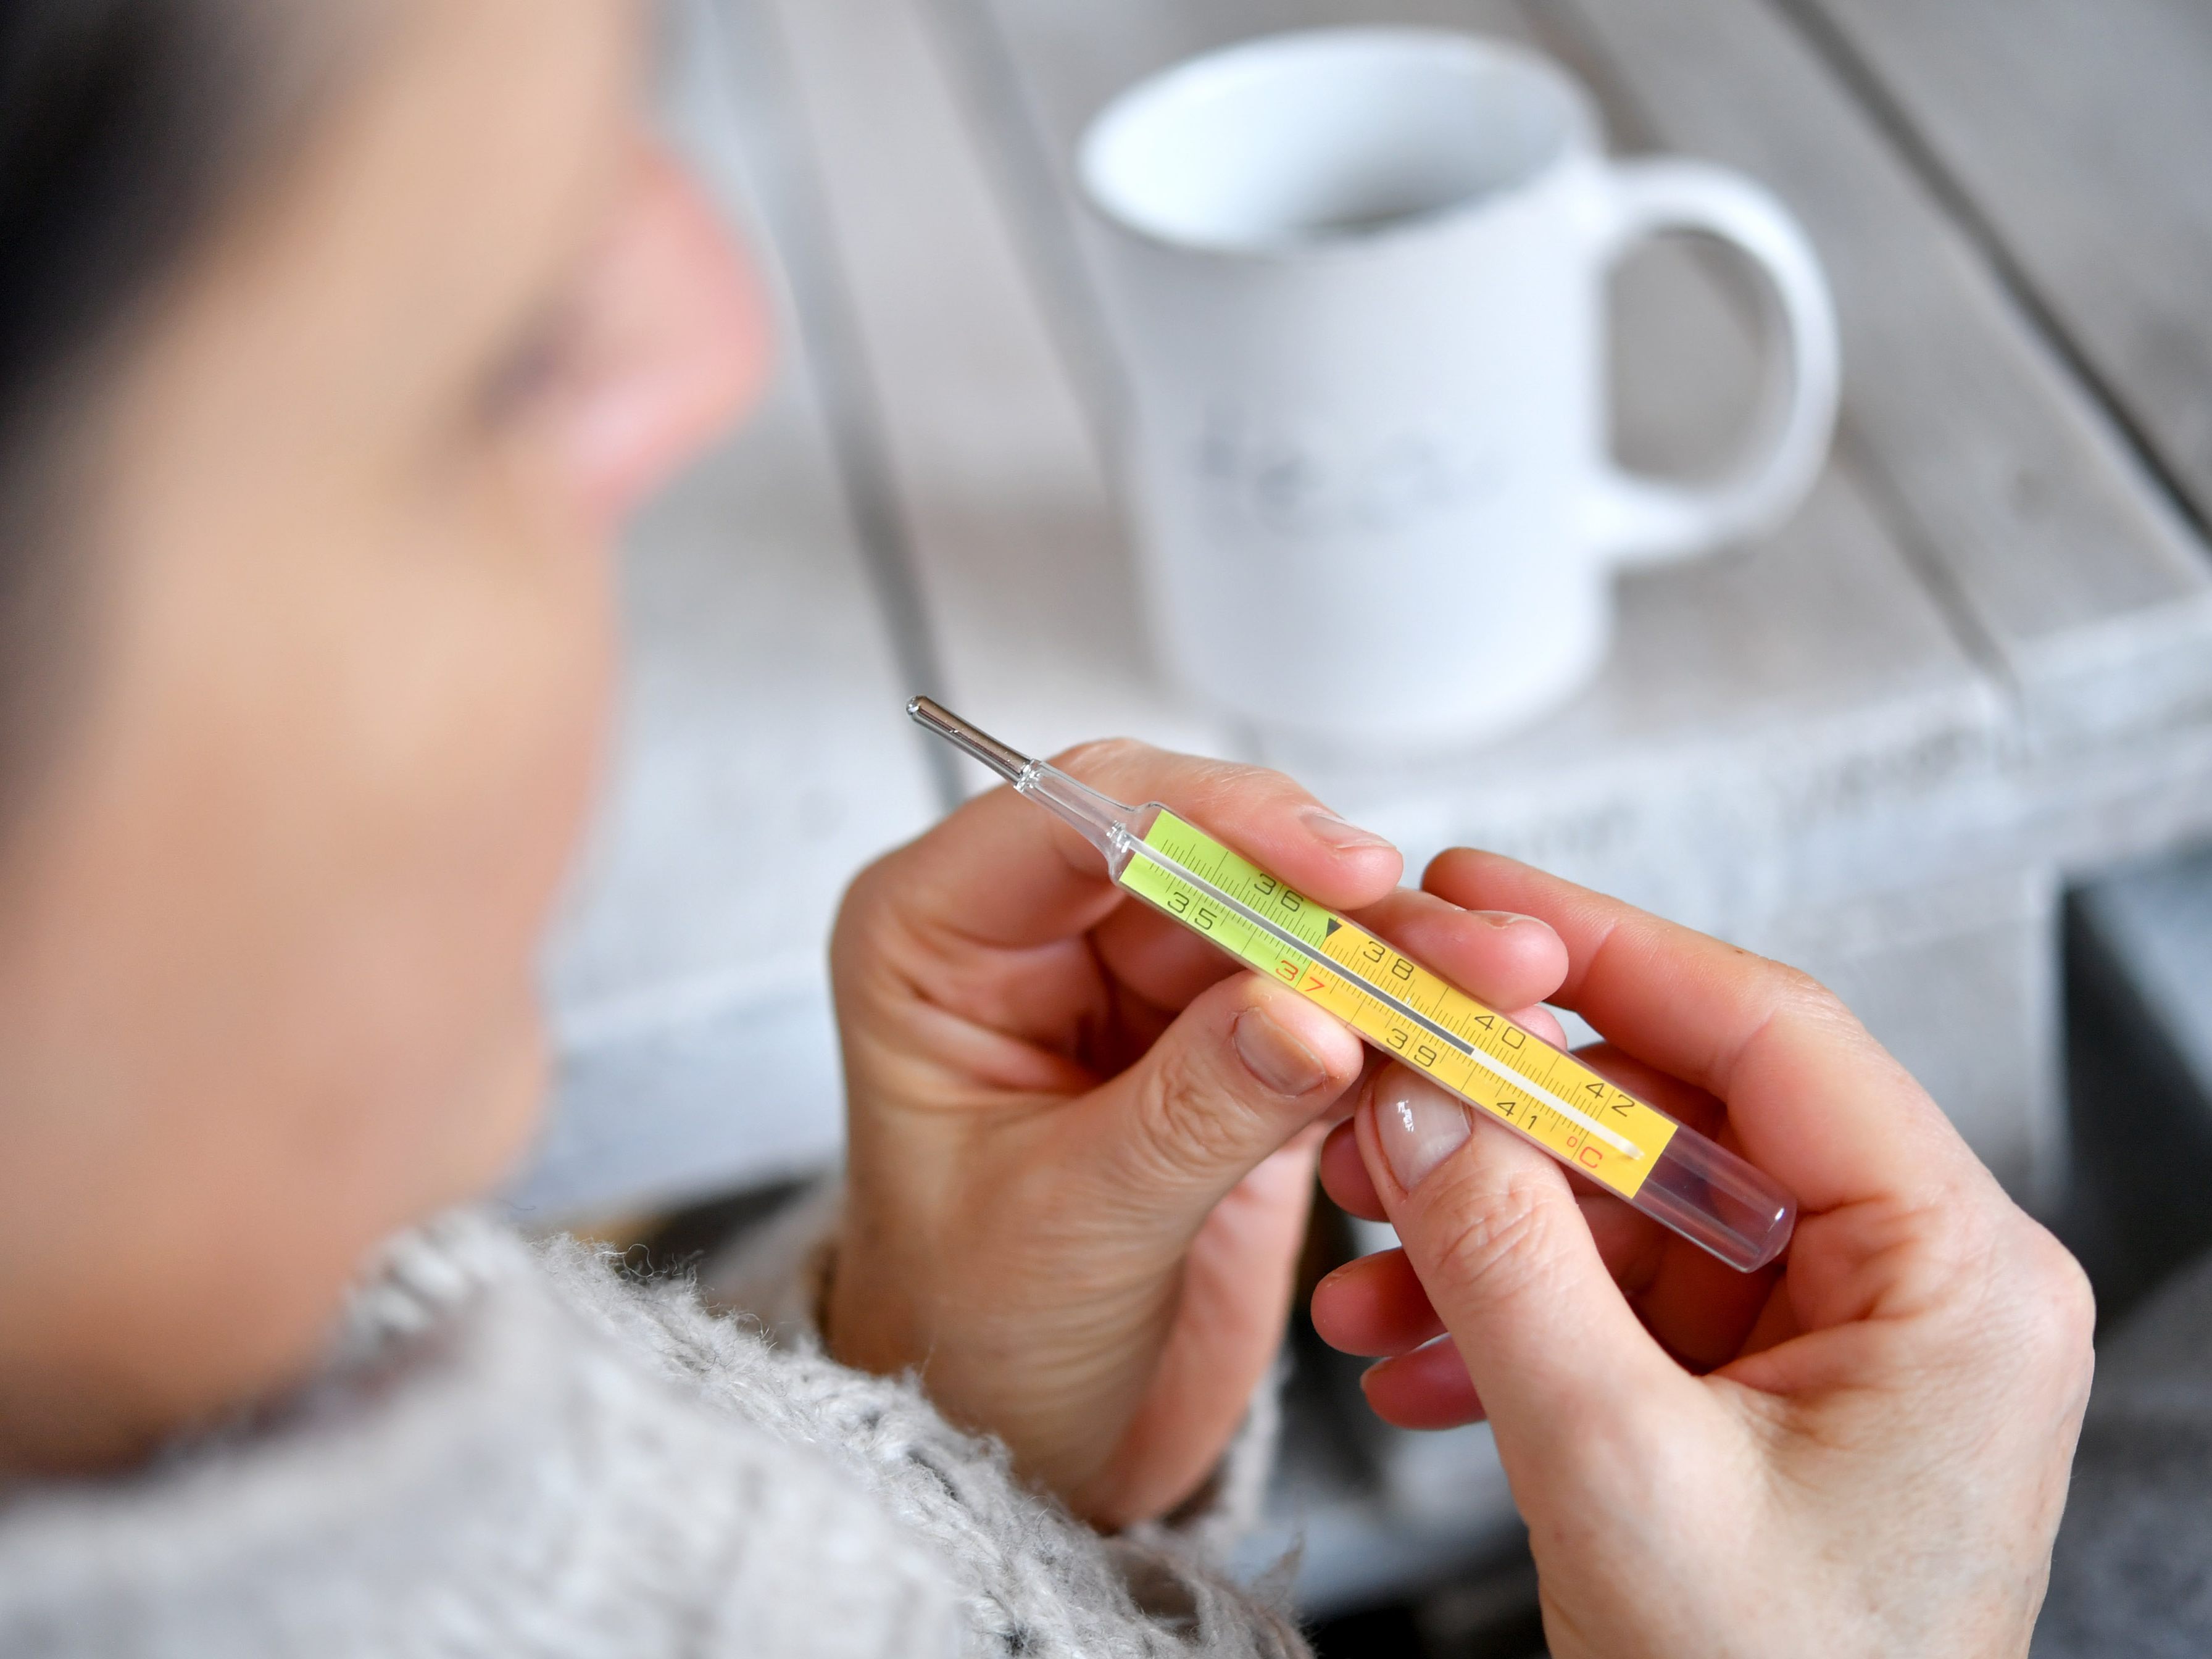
[{"xmin": 826, "ymin": 739, "xmax": 1566, "ymax": 1527}]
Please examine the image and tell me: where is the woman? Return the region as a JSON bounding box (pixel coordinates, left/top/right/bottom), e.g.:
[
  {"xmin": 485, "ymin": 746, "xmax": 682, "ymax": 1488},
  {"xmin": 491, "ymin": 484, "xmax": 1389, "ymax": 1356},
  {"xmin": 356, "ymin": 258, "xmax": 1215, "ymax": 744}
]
[{"xmin": 0, "ymin": 1, "xmax": 2093, "ymax": 1654}]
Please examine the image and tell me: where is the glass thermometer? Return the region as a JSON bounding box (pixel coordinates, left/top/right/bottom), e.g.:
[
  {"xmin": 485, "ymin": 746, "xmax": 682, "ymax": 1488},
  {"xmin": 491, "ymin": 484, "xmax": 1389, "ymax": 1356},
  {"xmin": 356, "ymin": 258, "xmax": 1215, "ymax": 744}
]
[{"xmin": 910, "ymin": 697, "xmax": 1795, "ymax": 1272}]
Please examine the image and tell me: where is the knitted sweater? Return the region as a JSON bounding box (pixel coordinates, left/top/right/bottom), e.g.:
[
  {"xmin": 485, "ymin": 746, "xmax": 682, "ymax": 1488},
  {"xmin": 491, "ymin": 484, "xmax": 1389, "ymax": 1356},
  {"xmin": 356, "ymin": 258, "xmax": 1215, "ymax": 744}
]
[{"xmin": 0, "ymin": 1210, "xmax": 1308, "ymax": 1658}]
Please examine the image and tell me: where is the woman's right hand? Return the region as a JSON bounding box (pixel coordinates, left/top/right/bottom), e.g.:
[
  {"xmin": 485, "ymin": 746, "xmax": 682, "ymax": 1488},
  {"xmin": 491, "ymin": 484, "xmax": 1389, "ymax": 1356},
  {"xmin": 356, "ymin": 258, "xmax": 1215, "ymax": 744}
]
[{"xmin": 1310, "ymin": 850, "xmax": 2095, "ymax": 1658}]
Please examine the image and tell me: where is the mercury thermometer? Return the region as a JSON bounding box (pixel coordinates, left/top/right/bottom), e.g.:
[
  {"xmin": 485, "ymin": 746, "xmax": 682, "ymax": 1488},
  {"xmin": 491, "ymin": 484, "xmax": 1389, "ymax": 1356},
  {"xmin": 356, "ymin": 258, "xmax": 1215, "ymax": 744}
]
[{"xmin": 909, "ymin": 697, "xmax": 1795, "ymax": 1272}]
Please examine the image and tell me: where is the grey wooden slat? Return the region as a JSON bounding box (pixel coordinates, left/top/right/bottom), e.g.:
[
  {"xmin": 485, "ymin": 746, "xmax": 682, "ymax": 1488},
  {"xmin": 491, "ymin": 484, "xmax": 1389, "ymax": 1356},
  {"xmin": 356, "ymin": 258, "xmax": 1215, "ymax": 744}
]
[
  {"xmin": 698, "ymin": 0, "xmax": 965, "ymax": 808},
  {"xmin": 1544, "ymin": 0, "xmax": 2212, "ymax": 741},
  {"xmin": 763, "ymin": 0, "xmax": 1245, "ymax": 768},
  {"xmin": 1798, "ymin": 0, "xmax": 2212, "ymax": 541},
  {"xmin": 515, "ymin": 0, "xmax": 942, "ymax": 1220}
]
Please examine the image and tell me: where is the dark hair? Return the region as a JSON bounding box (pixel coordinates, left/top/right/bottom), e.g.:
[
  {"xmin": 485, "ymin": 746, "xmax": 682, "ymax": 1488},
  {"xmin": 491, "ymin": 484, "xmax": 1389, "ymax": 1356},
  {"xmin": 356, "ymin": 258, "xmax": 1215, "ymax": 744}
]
[{"xmin": 0, "ymin": 3, "xmax": 301, "ymax": 777}]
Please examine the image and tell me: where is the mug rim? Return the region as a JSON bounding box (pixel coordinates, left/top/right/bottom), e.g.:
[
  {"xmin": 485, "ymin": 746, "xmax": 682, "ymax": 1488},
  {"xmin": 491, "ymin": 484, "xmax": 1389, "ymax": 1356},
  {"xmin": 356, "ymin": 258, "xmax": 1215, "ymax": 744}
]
[{"xmin": 1076, "ymin": 27, "xmax": 1602, "ymax": 265}]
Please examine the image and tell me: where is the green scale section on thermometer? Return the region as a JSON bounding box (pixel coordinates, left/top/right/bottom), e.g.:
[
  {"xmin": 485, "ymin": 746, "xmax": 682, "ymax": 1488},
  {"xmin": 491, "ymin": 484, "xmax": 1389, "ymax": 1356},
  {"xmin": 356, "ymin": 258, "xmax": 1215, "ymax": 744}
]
[{"xmin": 1118, "ymin": 810, "xmax": 1679, "ymax": 1201}]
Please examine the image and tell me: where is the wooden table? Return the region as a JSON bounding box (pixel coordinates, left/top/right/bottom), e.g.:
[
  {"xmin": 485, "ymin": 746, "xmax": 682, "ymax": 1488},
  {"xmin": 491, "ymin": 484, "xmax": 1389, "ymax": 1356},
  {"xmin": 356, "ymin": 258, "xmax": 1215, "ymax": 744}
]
[{"xmin": 513, "ymin": 0, "xmax": 2212, "ymax": 1616}]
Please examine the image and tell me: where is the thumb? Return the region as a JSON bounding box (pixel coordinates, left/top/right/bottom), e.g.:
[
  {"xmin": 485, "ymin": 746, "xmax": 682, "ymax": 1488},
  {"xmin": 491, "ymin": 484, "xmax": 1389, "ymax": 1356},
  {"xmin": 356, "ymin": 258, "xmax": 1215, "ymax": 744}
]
[
  {"xmin": 1356, "ymin": 1063, "xmax": 1688, "ymax": 1464},
  {"xmin": 1085, "ymin": 973, "xmax": 1366, "ymax": 1219}
]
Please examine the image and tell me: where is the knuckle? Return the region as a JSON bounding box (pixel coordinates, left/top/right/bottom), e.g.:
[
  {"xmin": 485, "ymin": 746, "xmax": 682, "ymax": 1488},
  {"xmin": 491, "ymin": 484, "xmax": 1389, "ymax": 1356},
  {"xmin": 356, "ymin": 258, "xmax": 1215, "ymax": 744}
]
[
  {"xmin": 1767, "ymin": 962, "xmax": 1924, "ymax": 1077},
  {"xmin": 1053, "ymin": 734, "xmax": 1149, "ymax": 782},
  {"xmin": 1131, "ymin": 1042, "xmax": 1254, "ymax": 1180},
  {"xmin": 1423, "ymin": 1166, "xmax": 1561, "ymax": 1311},
  {"xmin": 828, "ymin": 849, "xmax": 938, "ymax": 1000},
  {"xmin": 1942, "ymin": 1206, "xmax": 2098, "ymax": 1401},
  {"xmin": 1768, "ymin": 961, "xmax": 1852, "ymax": 1026},
  {"xmin": 2018, "ymin": 1226, "xmax": 2097, "ymax": 1380},
  {"xmin": 1055, "ymin": 736, "xmax": 1303, "ymax": 818},
  {"xmin": 2056, "ymin": 1256, "xmax": 2098, "ymax": 1352},
  {"xmin": 830, "ymin": 855, "xmax": 895, "ymax": 947}
]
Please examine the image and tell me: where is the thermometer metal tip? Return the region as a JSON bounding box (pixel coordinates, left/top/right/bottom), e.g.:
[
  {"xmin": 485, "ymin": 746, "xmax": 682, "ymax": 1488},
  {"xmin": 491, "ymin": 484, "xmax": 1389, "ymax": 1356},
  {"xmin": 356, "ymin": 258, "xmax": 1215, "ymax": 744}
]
[{"xmin": 908, "ymin": 696, "xmax": 1033, "ymax": 784}]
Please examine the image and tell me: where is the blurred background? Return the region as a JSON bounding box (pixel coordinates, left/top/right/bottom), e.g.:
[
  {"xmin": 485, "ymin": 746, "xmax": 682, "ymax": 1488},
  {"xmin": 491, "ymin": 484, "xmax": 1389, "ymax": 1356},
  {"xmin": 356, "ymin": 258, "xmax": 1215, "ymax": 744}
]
[{"xmin": 513, "ymin": 1, "xmax": 2212, "ymax": 1652}]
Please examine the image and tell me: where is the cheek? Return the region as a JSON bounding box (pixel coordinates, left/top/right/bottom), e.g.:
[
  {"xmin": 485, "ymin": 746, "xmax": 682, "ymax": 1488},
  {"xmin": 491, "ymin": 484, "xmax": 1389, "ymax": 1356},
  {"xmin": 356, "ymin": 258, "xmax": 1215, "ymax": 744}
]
[
  {"xmin": 0, "ymin": 454, "xmax": 620, "ymax": 1432},
  {"xmin": 189, "ymin": 452, "xmax": 617, "ymax": 1194},
  {"xmin": 386, "ymin": 468, "xmax": 618, "ymax": 1125},
  {"xmin": 243, "ymin": 489, "xmax": 618, "ymax": 1246},
  {"xmin": 302, "ymin": 515, "xmax": 617, "ymax": 1221}
]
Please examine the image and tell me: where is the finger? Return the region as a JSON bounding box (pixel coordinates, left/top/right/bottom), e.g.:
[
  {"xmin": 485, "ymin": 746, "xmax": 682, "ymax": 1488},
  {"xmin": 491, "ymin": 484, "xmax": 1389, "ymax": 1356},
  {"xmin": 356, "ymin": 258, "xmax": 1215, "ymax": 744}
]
[
  {"xmin": 1511, "ymin": 1004, "xmax": 1571, "ymax": 1057},
  {"xmin": 1569, "ymin": 1042, "xmax": 1776, "ymax": 1367},
  {"xmin": 1320, "ymin": 1118, "xmax": 1382, "ymax": 1220},
  {"xmin": 1075, "ymin": 968, "xmax": 1366, "ymax": 1215},
  {"xmin": 873, "ymin": 739, "xmax": 1403, "ymax": 956},
  {"xmin": 1320, "ymin": 1005, "xmax": 1571, "ymax": 1224},
  {"xmin": 1313, "ymin": 1178, "xmax": 1684, "ymax": 1360},
  {"xmin": 1345, "ymin": 890, "xmax": 1570, "ymax": 1018},
  {"xmin": 1357, "ymin": 1063, "xmax": 1693, "ymax": 1465},
  {"xmin": 1089, "ymin": 898, "xmax": 1247, "ymax": 1013},
  {"xmin": 1361, "ymin": 1337, "xmax": 1486, "ymax": 1431},
  {"xmin": 1562, "ymin": 1042, "xmax": 1729, "ymax": 1141},
  {"xmin": 1739, "ymin": 1276, "xmax": 1803, "ymax": 1355},
  {"xmin": 1103, "ymin": 1134, "xmax": 1323, "ymax": 1525},
  {"xmin": 1420, "ymin": 849, "xmax": 1985, "ymax": 1214},
  {"xmin": 1311, "ymin": 1247, "xmax": 1445, "ymax": 1357}
]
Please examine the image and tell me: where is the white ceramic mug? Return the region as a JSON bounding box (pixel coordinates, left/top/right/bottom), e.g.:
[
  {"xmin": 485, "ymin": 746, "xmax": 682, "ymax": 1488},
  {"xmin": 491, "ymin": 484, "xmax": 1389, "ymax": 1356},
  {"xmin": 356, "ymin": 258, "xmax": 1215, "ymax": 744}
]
[{"xmin": 1078, "ymin": 29, "xmax": 1841, "ymax": 747}]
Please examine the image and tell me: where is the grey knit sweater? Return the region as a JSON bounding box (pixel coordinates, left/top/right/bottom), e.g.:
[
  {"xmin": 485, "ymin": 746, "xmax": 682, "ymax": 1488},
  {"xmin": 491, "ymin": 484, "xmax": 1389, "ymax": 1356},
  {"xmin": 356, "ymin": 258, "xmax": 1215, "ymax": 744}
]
[{"xmin": 0, "ymin": 1208, "xmax": 1308, "ymax": 1658}]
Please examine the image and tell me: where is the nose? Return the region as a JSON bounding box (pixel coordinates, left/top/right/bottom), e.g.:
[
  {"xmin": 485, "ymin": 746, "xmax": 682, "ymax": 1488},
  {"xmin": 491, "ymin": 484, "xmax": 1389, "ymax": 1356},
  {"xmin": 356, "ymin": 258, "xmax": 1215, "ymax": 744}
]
[{"xmin": 562, "ymin": 139, "xmax": 772, "ymax": 523}]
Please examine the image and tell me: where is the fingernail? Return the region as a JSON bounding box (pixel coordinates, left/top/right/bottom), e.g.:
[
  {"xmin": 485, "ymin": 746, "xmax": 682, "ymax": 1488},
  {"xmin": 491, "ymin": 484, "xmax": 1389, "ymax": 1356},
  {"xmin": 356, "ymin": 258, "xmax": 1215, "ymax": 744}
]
[
  {"xmin": 1473, "ymin": 910, "xmax": 1540, "ymax": 931},
  {"xmin": 1374, "ymin": 1070, "xmax": 1471, "ymax": 1192},
  {"xmin": 1233, "ymin": 1007, "xmax": 1328, "ymax": 1097},
  {"xmin": 1300, "ymin": 807, "xmax": 1395, "ymax": 854}
]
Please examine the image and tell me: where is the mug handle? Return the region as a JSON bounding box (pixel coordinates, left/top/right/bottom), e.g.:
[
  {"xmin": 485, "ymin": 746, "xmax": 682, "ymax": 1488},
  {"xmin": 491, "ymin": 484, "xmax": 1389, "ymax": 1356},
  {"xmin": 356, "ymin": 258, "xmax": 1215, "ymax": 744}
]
[{"xmin": 1579, "ymin": 158, "xmax": 1842, "ymax": 567}]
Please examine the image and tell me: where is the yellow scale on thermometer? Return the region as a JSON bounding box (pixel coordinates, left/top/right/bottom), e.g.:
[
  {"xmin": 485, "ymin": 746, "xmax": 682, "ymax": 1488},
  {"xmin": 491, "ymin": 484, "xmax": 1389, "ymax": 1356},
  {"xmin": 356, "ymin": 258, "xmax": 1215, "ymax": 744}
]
[{"xmin": 910, "ymin": 699, "xmax": 1795, "ymax": 1272}]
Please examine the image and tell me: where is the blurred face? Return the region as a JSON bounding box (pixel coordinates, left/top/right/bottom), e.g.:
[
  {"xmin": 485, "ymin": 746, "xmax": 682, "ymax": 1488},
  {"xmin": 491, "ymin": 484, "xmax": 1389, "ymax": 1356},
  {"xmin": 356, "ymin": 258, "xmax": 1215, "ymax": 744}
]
[{"xmin": 0, "ymin": 0, "xmax": 767, "ymax": 1470}]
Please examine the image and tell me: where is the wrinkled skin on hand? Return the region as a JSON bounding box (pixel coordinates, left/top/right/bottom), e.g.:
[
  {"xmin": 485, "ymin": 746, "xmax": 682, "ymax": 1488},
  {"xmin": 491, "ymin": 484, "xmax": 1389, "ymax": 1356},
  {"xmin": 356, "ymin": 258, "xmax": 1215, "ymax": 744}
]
[
  {"xmin": 825, "ymin": 742, "xmax": 1568, "ymax": 1526},
  {"xmin": 1311, "ymin": 850, "xmax": 2095, "ymax": 1658}
]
